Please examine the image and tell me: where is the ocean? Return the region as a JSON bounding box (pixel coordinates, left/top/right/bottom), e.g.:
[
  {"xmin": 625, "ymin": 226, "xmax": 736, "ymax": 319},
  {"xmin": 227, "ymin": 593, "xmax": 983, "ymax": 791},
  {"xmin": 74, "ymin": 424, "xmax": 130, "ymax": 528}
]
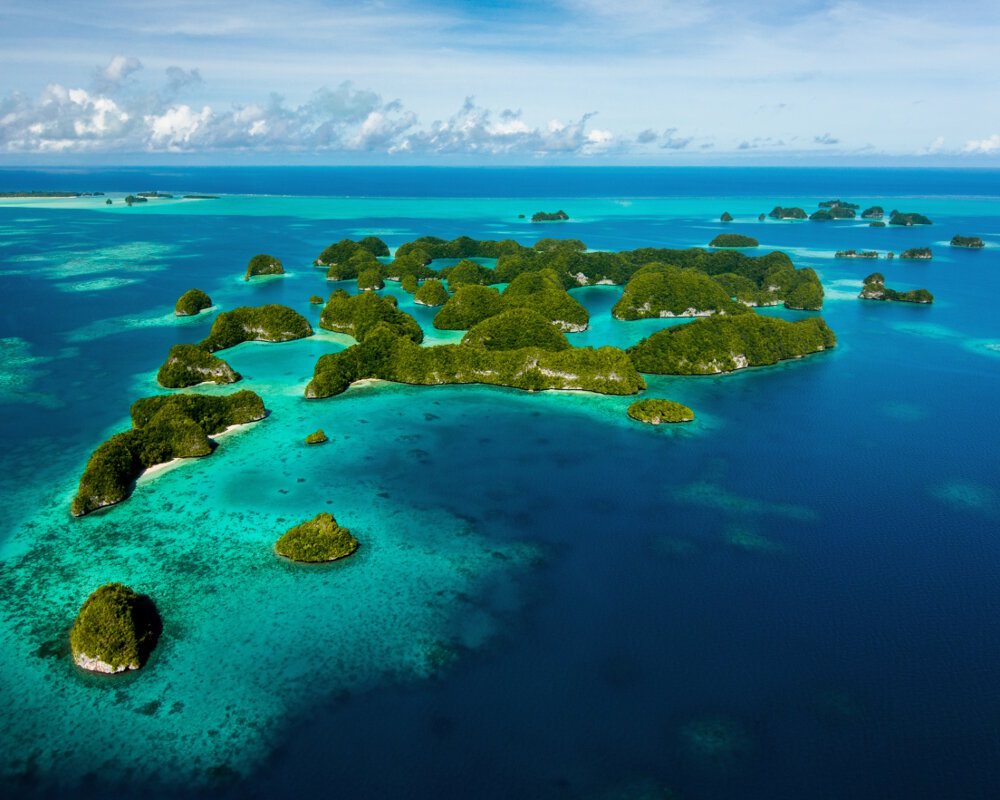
[{"xmin": 0, "ymin": 167, "xmax": 998, "ymax": 799}]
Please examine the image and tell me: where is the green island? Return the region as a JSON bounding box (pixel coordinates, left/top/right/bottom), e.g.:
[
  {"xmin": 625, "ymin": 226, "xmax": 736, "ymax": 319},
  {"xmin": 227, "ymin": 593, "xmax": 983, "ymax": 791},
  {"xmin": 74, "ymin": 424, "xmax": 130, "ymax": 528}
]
[
  {"xmin": 305, "ymin": 429, "xmax": 328, "ymax": 444},
  {"xmin": 611, "ymin": 264, "xmax": 747, "ymax": 320},
  {"xmin": 413, "ymin": 278, "xmax": 450, "ymax": 306},
  {"xmin": 157, "ymin": 344, "xmax": 241, "ymax": 388},
  {"xmin": 440, "ymin": 259, "xmax": 495, "ymax": 288},
  {"xmin": 721, "ymin": 212, "xmax": 733, "ymax": 222},
  {"xmin": 70, "ymin": 583, "xmax": 162, "ymax": 674},
  {"xmin": 861, "ymin": 206, "xmax": 884, "ymax": 220},
  {"xmin": 313, "ymin": 237, "xmax": 391, "ymax": 281},
  {"xmin": 819, "ymin": 200, "xmax": 859, "ymax": 209},
  {"xmin": 627, "ymin": 314, "xmax": 836, "ymax": 375},
  {"xmin": 357, "ymin": 267, "xmax": 385, "ymax": 291},
  {"xmin": 627, "ymin": 399, "xmax": 694, "ymax": 424},
  {"xmin": 859, "ymin": 273, "xmax": 934, "ymax": 304},
  {"xmin": 124, "ymin": 195, "xmax": 147, "ymax": 205},
  {"xmin": 889, "ymin": 211, "xmax": 933, "ymax": 226},
  {"xmin": 900, "ymin": 248, "xmax": 932, "ymax": 260},
  {"xmin": 183, "ymin": 194, "xmax": 219, "ymax": 200},
  {"xmin": 835, "ymin": 250, "xmax": 879, "ymax": 259},
  {"xmin": 0, "ymin": 190, "xmax": 102, "ymax": 198},
  {"xmin": 432, "ymin": 285, "xmax": 503, "ymax": 329},
  {"xmin": 275, "ymin": 512, "xmax": 359, "ymax": 563},
  {"xmin": 710, "ymin": 234, "xmax": 759, "ymax": 248},
  {"xmin": 136, "ymin": 191, "xmax": 173, "ymax": 199},
  {"xmin": 401, "ymin": 274, "xmax": 419, "ymax": 293},
  {"xmin": 461, "ymin": 308, "xmax": 571, "ymax": 351},
  {"xmin": 951, "ymin": 235, "xmax": 984, "ymax": 249},
  {"xmin": 869, "ymin": 221, "xmax": 886, "ymax": 228},
  {"xmin": 769, "ymin": 206, "xmax": 808, "ymax": 220},
  {"xmin": 200, "ymin": 304, "xmax": 313, "ymax": 351},
  {"xmin": 496, "ymin": 269, "xmax": 590, "ymax": 331},
  {"xmin": 320, "ymin": 290, "xmax": 423, "ymax": 343},
  {"xmin": 174, "ymin": 288, "xmax": 212, "ymax": 316},
  {"xmin": 532, "ymin": 210, "xmax": 570, "ymax": 222},
  {"xmin": 71, "ymin": 390, "xmax": 266, "ymax": 516},
  {"xmin": 309, "ymin": 295, "xmax": 324, "ymax": 304},
  {"xmin": 244, "ymin": 253, "xmax": 285, "ymax": 280},
  {"xmin": 810, "ymin": 206, "xmax": 856, "ymax": 220}
]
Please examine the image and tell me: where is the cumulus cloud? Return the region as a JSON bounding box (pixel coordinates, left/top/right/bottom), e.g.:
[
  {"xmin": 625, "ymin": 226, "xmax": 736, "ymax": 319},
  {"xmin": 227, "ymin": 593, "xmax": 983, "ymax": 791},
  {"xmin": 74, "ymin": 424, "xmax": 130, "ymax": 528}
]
[
  {"xmin": 93, "ymin": 55, "xmax": 142, "ymax": 92},
  {"xmin": 963, "ymin": 134, "xmax": 1000, "ymax": 154},
  {"xmin": 660, "ymin": 127, "xmax": 692, "ymax": 150},
  {"xmin": 814, "ymin": 132, "xmax": 839, "ymax": 145}
]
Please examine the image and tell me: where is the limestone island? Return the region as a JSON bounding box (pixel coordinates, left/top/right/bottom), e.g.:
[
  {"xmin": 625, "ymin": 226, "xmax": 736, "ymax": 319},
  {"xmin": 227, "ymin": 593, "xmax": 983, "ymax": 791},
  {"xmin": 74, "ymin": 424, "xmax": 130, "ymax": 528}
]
[
  {"xmin": 951, "ymin": 235, "xmax": 985, "ymax": 249},
  {"xmin": 859, "ymin": 273, "xmax": 934, "ymax": 304},
  {"xmin": 462, "ymin": 308, "xmax": 570, "ymax": 351},
  {"xmin": 200, "ymin": 304, "xmax": 312, "ymax": 351},
  {"xmin": 310, "ymin": 295, "xmax": 324, "ymax": 304},
  {"xmin": 810, "ymin": 207, "xmax": 856, "ymax": 220},
  {"xmin": 869, "ymin": 221, "xmax": 886, "ymax": 228},
  {"xmin": 357, "ymin": 267, "xmax": 385, "ymax": 291},
  {"xmin": 889, "ymin": 211, "xmax": 933, "ymax": 226},
  {"xmin": 835, "ymin": 250, "xmax": 879, "ymax": 259},
  {"xmin": 137, "ymin": 191, "xmax": 173, "ymax": 199},
  {"xmin": 413, "ymin": 278, "xmax": 450, "ymax": 307},
  {"xmin": 819, "ymin": 200, "xmax": 859, "ymax": 210},
  {"xmin": 900, "ymin": 248, "xmax": 932, "ymax": 260},
  {"xmin": 70, "ymin": 583, "xmax": 162, "ymax": 674},
  {"xmin": 531, "ymin": 210, "xmax": 569, "ymax": 222},
  {"xmin": 401, "ymin": 274, "xmax": 419, "ymax": 293},
  {"xmin": 627, "ymin": 399, "xmax": 694, "ymax": 424},
  {"xmin": 710, "ymin": 233, "xmax": 759, "ymax": 248},
  {"xmin": 612, "ymin": 264, "xmax": 746, "ymax": 320},
  {"xmin": 314, "ymin": 236, "xmax": 390, "ymax": 267},
  {"xmin": 244, "ymin": 253, "xmax": 284, "ymax": 280},
  {"xmin": 124, "ymin": 195, "xmax": 147, "ymax": 205},
  {"xmin": 275, "ymin": 513, "xmax": 359, "ymax": 563},
  {"xmin": 320, "ymin": 290, "xmax": 424, "ymax": 343},
  {"xmin": 861, "ymin": 206, "xmax": 884, "ymax": 220},
  {"xmin": 721, "ymin": 212, "xmax": 733, "ymax": 222},
  {"xmin": 71, "ymin": 390, "xmax": 266, "ymax": 516},
  {"xmin": 174, "ymin": 288, "xmax": 212, "ymax": 316},
  {"xmin": 305, "ymin": 429, "xmax": 328, "ymax": 444},
  {"xmin": 627, "ymin": 314, "xmax": 836, "ymax": 375},
  {"xmin": 769, "ymin": 206, "xmax": 807, "ymax": 220},
  {"xmin": 157, "ymin": 344, "xmax": 241, "ymax": 388},
  {"xmin": 441, "ymin": 259, "xmax": 494, "ymax": 289}
]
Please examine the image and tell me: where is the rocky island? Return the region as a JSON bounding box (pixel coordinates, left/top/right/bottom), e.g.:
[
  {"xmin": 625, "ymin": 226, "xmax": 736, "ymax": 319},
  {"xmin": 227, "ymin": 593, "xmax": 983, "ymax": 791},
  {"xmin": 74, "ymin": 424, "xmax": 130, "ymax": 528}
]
[
  {"xmin": 70, "ymin": 583, "xmax": 162, "ymax": 674},
  {"xmin": 461, "ymin": 308, "xmax": 571, "ymax": 351},
  {"xmin": 244, "ymin": 253, "xmax": 285, "ymax": 280},
  {"xmin": 859, "ymin": 273, "xmax": 934, "ymax": 304},
  {"xmin": 157, "ymin": 344, "xmax": 241, "ymax": 388},
  {"xmin": 835, "ymin": 250, "xmax": 879, "ymax": 259},
  {"xmin": 627, "ymin": 399, "xmax": 694, "ymax": 424},
  {"xmin": 200, "ymin": 304, "xmax": 312, "ymax": 351},
  {"xmin": 413, "ymin": 278, "xmax": 450, "ymax": 307},
  {"xmin": 174, "ymin": 288, "xmax": 212, "ymax": 316},
  {"xmin": 709, "ymin": 234, "xmax": 759, "ymax": 248},
  {"xmin": 433, "ymin": 285, "xmax": 503, "ymax": 329},
  {"xmin": 861, "ymin": 206, "xmax": 884, "ymax": 220},
  {"xmin": 611, "ymin": 264, "xmax": 745, "ymax": 320},
  {"xmin": 305, "ymin": 429, "xmax": 328, "ymax": 444},
  {"xmin": 275, "ymin": 513, "xmax": 359, "ymax": 563},
  {"xmin": 900, "ymin": 248, "xmax": 933, "ymax": 260},
  {"xmin": 357, "ymin": 267, "xmax": 385, "ymax": 291},
  {"xmin": 951, "ymin": 235, "xmax": 985, "ymax": 249},
  {"xmin": 889, "ymin": 211, "xmax": 933, "ymax": 226},
  {"xmin": 769, "ymin": 207, "xmax": 808, "ymax": 220},
  {"xmin": 720, "ymin": 212, "xmax": 733, "ymax": 222},
  {"xmin": 531, "ymin": 210, "xmax": 570, "ymax": 222},
  {"xmin": 321, "ymin": 290, "xmax": 423, "ymax": 343},
  {"xmin": 810, "ymin": 207, "xmax": 856, "ymax": 220}
]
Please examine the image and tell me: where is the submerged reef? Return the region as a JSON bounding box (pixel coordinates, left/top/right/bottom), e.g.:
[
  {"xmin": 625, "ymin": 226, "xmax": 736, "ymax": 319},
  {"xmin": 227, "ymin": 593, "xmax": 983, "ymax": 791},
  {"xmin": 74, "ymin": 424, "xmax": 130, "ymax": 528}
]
[
  {"xmin": 275, "ymin": 512, "xmax": 359, "ymax": 563},
  {"xmin": 174, "ymin": 288, "xmax": 212, "ymax": 316},
  {"xmin": 244, "ymin": 253, "xmax": 284, "ymax": 280},
  {"xmin": 70, "ymin": 583, "xmax": 162, "ymax": 674},
  {"xmin": 627, "ymin": 399, "xmax": 694, "ymax": 424}
]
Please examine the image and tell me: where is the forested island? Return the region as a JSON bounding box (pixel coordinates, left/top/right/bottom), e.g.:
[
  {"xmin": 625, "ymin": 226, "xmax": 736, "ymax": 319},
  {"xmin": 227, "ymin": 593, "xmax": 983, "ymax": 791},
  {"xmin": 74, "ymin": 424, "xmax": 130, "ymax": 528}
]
[
  {"xmin": 709, "ymin": 234, "xmax": 759, "ymax": 248},
  {"xmin": 951, "ymin": 235, "xmax": 984, "ymax": 249},
  {"xmin": 70, "ymin": 583, "xmax": 161, "ymax": 674},
  {"xmin": 157, "ymin": 344, "xmax": 241, "ymax": 388},
  {"xmin": 835, "ymin": 250, "xmax": 879, "ymax": 259},
  {"xmin": 275, "ymin": 513, "xmax": 359, "ymax": 563},
  {"xmin": 720, "ymin": 212, "xmax": 733, "ymax": 222},
  {"xmin": 532, "ymin": 210, "xmax": 570, "ymax": 222},
  {"xmin": 627, "ymin": 399, "xmax": 694, "ymax": 424},
  {"xmin": 859, "ymin": 273, "xmax": 934, "ymax": 304},
  {"xmin": 200, "ymin": 305, "xmax": 312, "ymax": 351},
  {"xmin": 861, "ymin": 206, "xmax": 884, "ymax": 220},
  {"xmin": 889, "ymin": 211, "xmax": 933, "ymax": 226},
  {"xmin": 810, "ymin": 207, "xmax": 856, "ymax": 220},
  {"xmin": 0, "ymin": 190, "xmax": 103, "ymax": 198},
  {"xmin": 612, "ymin": 264, "xmax": 745, "ymax": 319},
  {"xmin": 245, "ymin": 254, "xmax": 285, "ymax": 280},
  {"xmin": 175, "ymin": 288, "xmax": 212, "ymax": 316},
  {"xmin": 900, "ymin": 248, "xmax": 932, "ymax": 260},
  {"xmin": 769, "ymin": 207, "xmax": 808, "ymax": 220}
]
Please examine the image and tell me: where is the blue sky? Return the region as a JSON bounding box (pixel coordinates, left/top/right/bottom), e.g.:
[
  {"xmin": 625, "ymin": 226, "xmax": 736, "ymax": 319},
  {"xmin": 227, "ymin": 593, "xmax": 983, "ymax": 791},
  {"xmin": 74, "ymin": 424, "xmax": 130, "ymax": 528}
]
[{"xmin": 1, "ymin": 0, "xmax": 998, "ymax": 163}]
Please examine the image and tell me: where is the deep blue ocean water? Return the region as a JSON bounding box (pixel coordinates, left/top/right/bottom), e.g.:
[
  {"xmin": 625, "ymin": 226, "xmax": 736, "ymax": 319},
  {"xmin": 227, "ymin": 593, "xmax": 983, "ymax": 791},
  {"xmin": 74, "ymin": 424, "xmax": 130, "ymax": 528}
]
[{"xmin": 0, "ymin": 168, "xmax": 998, "ymax": 799}]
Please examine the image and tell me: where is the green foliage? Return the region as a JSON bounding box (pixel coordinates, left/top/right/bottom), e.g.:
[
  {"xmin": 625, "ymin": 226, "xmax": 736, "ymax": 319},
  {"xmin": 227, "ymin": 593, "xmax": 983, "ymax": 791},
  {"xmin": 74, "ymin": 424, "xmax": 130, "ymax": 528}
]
[
  {"xmin": 413, "ymin": 278, "xmax": 450, "ymax": 306},
  {"xmin": 174, "ymin": 288, "xmax": 212, "ymax": 316},
  {"xmin": 533, "ymin": 238, "xmax": 586, "ymax": 252},
  {"xmin": 710, "ymin": 233, "xmax": 759, "ymax": 247},
  {"xmin": 357, "ymin": 267, "xmax": 385, "ymax": 291},
  {"xmin": 861, "ymin": 206, "xmax": 884, "ymax": 219},
  {"xmin": 900, "ymin": 248, "xmax": 933, "ymax": 260},
  {"xmin": 310, "ymin": 295, "xmax": 324, "ymax": 304},
  {"xmin": 388, "ymin": 251, "xmax": 437, "ymax": 281},
  {"xmin": 889, "ymin": 211, "xmax": 933, "ymax": 226},
  {"xmin": 157, "ymin": 344, "xmax": 241, "ymax": 388},
  {"xmin": 627, "ymin": 399, "xmax": 694, "ymax": 424},
  {"xmin": 612, "ymin": 266, "xmax": 746, "ymax": 320},
  {"xmin": 782, "ymin": 268, "xmax": 825, "ymax": 310},
  {"xmin": 320, "ymin": 289, "xmax": 423, "ymax": 343},
  {"xmin": 305, "ymin": 429, "xmax": 328, "ymax": 444},
  {"xmin": 818, "ymin": 199, "xmax": 859, "ymax": 209},
  {"xmin": 396, "ymin": 235, "xmax": 526, "ymax": 260},
  {"xmin": 860, "ymin": 274, "xmax": 933, "ymax": 303},
  {"xmin": 401, "ymin": 274, "xmax": 419, "ymax": 293},
  {"xmin": 531, "ymin": 210, "xmax": 569, "ymax": 222},
  {"xmin": 124, "ymin": 195, "xmax": 147, "ymax": 205},
  {"xmin": 628, "ymin": 314, "xmax": 836, "ymax": 375},
  {"xmin": 869, "ymin": 221, "xmax": 886, "ymax": 227},
  {"xmin": 462, "ymin": 308, "xmax": 571, "ymax": 351},
  {"xmin": 720, "ymin": 212, "xmax": 733, "ymax": 222},
  {"xmin": 357, "ymin": 236, "xmax": 390, "ymax": 257},
  {"xmin": 275, "ymin": 512, "xmax": 359, "ymax": 563},
  {"xmin": 200, "ymin": 305, "xmax": 313, "ymax": 352},
  {"xmin": 442, "ymin": 259, "xmax": 495, "ymax": 288},
  {"xmin": 244, "ymin": 253, "xmax": 284, "ymax": 280},
  {"xmin": 315, "ymin": 237, "xmax": 389, "ymax": 266},
  {"xmin": 433, "ymin": 285, "xmax": 503, "ymax": 329},
  {"xmin": 500, "ymin": 269, "xmax": 589, "ymax": 330},
  {"xmin": 769, "ymin": 206, "xmax": 807, "ymax": 220},
  {"xmin": 809, "ymin": 207, "xmax": 855, "ymax": 220},
  {"xmin": 951, "ymin": 235, "xmax": 984, "ymax": 249},
  {"xmin": 835, "ymin": 250, "xmax": 879, "ymax": 259},
  {"xmin": 70, "ymin": 583, "xmax": 161, "ymax": 671}
]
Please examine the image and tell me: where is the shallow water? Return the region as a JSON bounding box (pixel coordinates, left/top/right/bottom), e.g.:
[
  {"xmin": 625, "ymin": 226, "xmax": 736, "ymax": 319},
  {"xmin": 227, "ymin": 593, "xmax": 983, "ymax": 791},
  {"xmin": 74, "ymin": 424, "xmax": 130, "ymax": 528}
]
[{"xmin": 1, "ymin": 168, "xmax": 998, "ymax": 799}]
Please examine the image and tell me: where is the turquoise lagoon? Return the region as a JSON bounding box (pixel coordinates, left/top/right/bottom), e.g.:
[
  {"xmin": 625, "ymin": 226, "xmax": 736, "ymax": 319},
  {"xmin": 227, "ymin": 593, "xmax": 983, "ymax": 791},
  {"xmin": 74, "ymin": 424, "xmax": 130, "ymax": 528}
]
[{"xmin": 0, "ymin": 168, "xmax": 999, "ymax": 799}]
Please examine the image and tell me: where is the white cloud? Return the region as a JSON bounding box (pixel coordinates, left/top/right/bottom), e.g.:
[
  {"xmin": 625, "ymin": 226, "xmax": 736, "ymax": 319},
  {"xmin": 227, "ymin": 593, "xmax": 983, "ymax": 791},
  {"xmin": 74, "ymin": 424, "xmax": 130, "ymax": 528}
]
[
  {"xmin": 145, "ymin": 105, "xmax": 212, "ymax": 149},
  {"xmin": 963, "ymin": 134, "xmax": 1000, "ymax": 154}
]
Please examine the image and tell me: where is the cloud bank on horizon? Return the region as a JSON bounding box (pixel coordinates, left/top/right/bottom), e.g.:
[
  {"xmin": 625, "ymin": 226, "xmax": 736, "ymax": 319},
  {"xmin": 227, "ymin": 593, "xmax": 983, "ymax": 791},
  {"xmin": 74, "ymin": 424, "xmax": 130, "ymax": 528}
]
[{"xmin": 0, "ymin": 0, "xmax": 997, "ymax": 162}]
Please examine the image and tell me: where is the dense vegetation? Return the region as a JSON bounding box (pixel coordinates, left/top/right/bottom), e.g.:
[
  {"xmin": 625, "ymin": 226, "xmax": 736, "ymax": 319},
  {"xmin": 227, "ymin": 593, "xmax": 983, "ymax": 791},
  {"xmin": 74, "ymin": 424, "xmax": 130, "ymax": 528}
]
[
  {"xmin": 861, "ymin": 206, "xmax": 884, "ymax": 219},
  {"xmin": 440, "ymin": 259, "xmax": 495, "ymax": 288},
  {"xmin": 462, "ymin": 308, "xmax": 571, "ymax": 351},
  {"xmin": 433, "ymin": 285, "xmax": 504, "ymax": 329},
  {"xmin": 244, "ymin": 253, "xmax": 284, "ymax": 280},
  {"xmin": 951, "ymin": 235, "xmax": 984, "ymax": 249},
  {"xmin": 320, "ymin": 290, "xmax": 423, "ymax": 343},
  {"xmin": 532, "ymin": 210, "xmax": 569, "ymax": 222},
  {"xmin": 124, "ymin": 195, "xmax": 147, "ymax": 205},
  {"xmin": 499, "ymin": 269, "xmax": 589, "ymax": 330},
  {"xmin": 306, "ymin": 324, "xmax": 645, "ymax": 398},
  {"xmin": 900, "ymin": 248, "xmax": 933, "ymax": 260},
  {"xmin": 819, "ymin": 200, "xmax": 859, "ymax": 209},
  {"xmin": 835, "ymin": 250, "xmax": 879, "ymax": 259},
  {"xmin": 889, "ymin": 211, "xmax": 933, "ymax": 226},
  {"xmin": 627, "ymin": 399, "xmax": 694, "ymax": 424},
  {"xmin": 175, "ymin": 288, "xmax": 212, "ymax": 316},
  {"xmin": 869, "ymin": 221, "xmax": 886, "ymax": 227},
  {"xmin": 810, "ymin": 207, "xmax": 856, "ymax": 220},
  {"xmin": 200, "ymin": 305, "xmax": 313, "ymax": 351},
  {"xmin": 401, "ymin": 274, "xmax": 419, "ymax": 293},
  {"xmin": 275, "ymin": 512, "xmax": 359, "ymax": 563},
  {"xmin": 413, "ymin": 279, "xmax": 450, "ymax": 306},
  {"xmin": 315, "ymin": 237, "xmax": 389, "ymax": 266},
  {"xmin": 70, "ymin": 583, "xmax": 162, "ymax": 673},
  {"xmin": 310, "ymin": 295, "xmax": 324, "ymax": 304},
  {"xmin": 612, "ymin": 265, "xmax": 746, "ymax": 319},
  {"xmin": 396, "ymin": 235, "xmax": 525, "ymax": 260},
  {"xmin": 769, "ymin": 207, "xmax": 807, "ymax": 220},
  {"xmin": 627, "ymin": 314, "xmax": 836, "ymax": 375},
  {"xmin": 357, "ymin": 268, "xmax": 385, "ymax": 291},
  {"xmin": 305, "ymin": 429, "xmax": 328, "ymax": 444},
  {"xmin": 709, "ymin": 234, "xmax": 759, "ymax": 247},
  {"xmin": 71, "ymin": 390, "xmax": 266, "ymax": 516},
  {"xmin": 859, "ymin": 273, "xmax": 934, "ymax": 304},
  {"xmin": 720, "ymin": 212, "xmax": 733, "ymax": 222},
  {"xmin": 156, "ymin": 344, "xmax": 241, "ymax": 388}
]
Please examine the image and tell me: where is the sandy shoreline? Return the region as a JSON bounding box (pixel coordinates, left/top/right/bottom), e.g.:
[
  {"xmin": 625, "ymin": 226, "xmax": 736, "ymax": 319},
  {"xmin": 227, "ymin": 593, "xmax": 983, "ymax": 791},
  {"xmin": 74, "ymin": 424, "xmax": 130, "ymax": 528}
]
[{"xmin": 136, "ymin": 420, "xmax": 259, "ymax": 482}]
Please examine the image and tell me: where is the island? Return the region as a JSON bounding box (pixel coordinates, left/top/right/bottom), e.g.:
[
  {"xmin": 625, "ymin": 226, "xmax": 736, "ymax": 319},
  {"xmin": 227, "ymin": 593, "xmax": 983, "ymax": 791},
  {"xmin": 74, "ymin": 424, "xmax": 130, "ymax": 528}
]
[
  {"xmin": 809, "ymin": 207, "xmax": 856, "ymax": 220},
  {"xmin": 869, "ymin": 221, "xmax": 886, "ymax": 228},
  {"xmin": 70, "ymin": 583, "xmax": 162, "ymax": 674},
  {"xmin": 819, "ymin": 200, "xmax": 859, "ymax": 209},
  {"xmin": 835, "ymin": 250, "xmax": 879, "ymax": 259},
  {"xmin": 758, "ymin": 213, "xmax": 766, "ymax": 221},
  {"xmin": 611, "ymin": 265, "xmax": 745, "ymax": 320},
  {"xmin": 275, "ymin": 512, "xmax": 359, "ymax": 563},
  {"xmin": 627, "ymin": 399, "xmax": 694, "ymax": 424},
  {"xmin": 889, "ymin": 211, "xmax": 933, "ymax": 226},
  {"xmin": 951, "ymin": 235, "xmax": 985, "ymax": 249},
  {"xmin": 157, "ymin": 344, "xmax": 241, "ymax": 388},
  {"xmin": 709, "ymin": 234, "xmax": 759, "ymax": 248},
  {"xmin": 310, "ymin": 295, "xmax": 324, "ymax": 304},
  {"xmin": 401, "ymin": 274, "xmax": 419, "ymax": 293},
  {"xmin": 498, "ymin": 269, "xmax": 589, "ymax": 331},
  {"xmin": 71, "ymin": 390, "xmax": 266, "ymax": 516},
  {"xmin": 900, "ymin": 248, "xmax": 932, "ymax": 260},
  {"xmin": 413, "ymin": 278, "xmax": 450, "ymax": 307},
  {"xmin": 244, "ymin": 253, "xmax": 285, "ymax": 280},
  {"xmin": 859, "ymin": 273, "xmax": 934, "ymax": 304},
  {"xmin": 175, "ymin": 288, "xmax": 212, "ymax": 316},
  {"xmin": 320, "ymin": 290, "xmax": 423, "ymax": 343},
  {"xmin": 433, "ymin": 285, "xmax": 504, "ymax": 330},
  {"xmin": 183, "ymin": 194, "xmax": 220, "ymax": 200},
  {"xmin": 0, "ymin": 190, "xmax": 102, "ymax": 198},
  {"xmin": 305, "ymin": 429, "xmax": 328, "ymax": 444},
  {"xmin": 861, "ymin": 206, "xmax": 884, "ymax": 220},
  {"xmin": 721, "ymin": 212, "xmax": 733, "ymax": 222},
  {"xmin": 357, "ymin": 267, "xmax": 385, "ymax": 291},
  {"xmin": 441, "ymin": 259, "xmax": 494, "ymax": 288},
  {"xmin": 462, "ymin": 308, "xmax": 571, "ymax": 351},
  {"xmin": 627, "ymin": 314, "xmax": 836, "ymax": 375},
  {"xmin": 531, "ymin": 210, "xmax": 569, "ymax": 222},
  {"xmin": 136, "ymin": 191, "xmax": 173, "ymax": 199},
  {"xmin": 124, "ymin": 195, "xmax": 147, "ymax": 205},
  {"xmin": 314, "ymin": 236, "xmax": 390, "ymax": 267},
  {"xmin": 769, "ymin": 207, "xmax": 807, "ymax": 220},
  {"xmin": 200, "ymin": 304, "xmax": 313, "ymax": 351}
]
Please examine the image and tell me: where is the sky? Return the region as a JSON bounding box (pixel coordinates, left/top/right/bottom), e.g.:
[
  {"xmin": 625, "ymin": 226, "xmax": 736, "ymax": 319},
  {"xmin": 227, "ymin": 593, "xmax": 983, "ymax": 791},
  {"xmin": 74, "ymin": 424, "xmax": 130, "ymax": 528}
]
[{"xmin": 0, "ymin": 0, "xmax": 998, "ymax": 164}]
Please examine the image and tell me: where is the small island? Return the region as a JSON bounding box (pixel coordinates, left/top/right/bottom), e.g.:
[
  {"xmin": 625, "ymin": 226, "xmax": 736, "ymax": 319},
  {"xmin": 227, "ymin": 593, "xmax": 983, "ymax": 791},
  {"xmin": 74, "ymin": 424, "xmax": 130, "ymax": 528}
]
[
  {"xmin": 441, "ymin": 259, "xmax": 494, "ymax": 289},
  {"xmin": 612, "ymin": 265, "xmax": 745, "ymax": 320},
  {"xmin": 357, "ymin": 267, "xmax": 385, "ymax": 291},
  {"xmin": 951, "ymin": 235, "xmax": 985, "ymax": 249},
  {"xmin": 136, "ymin": 191, "xmax": 173, "ymax": 199},
  {"xmin": 157, "ymin": 344, "xmax": 241, "ymax": 388},
  {"xmin": 305, "ymin": 429, "xmax": 328, "ymax": 444},
  {"xmin": 835, "ymin": 250, "xmax": 879, "ymax": 259},
  {"xmin": 889, "ymin": 211, "xmax": 933, "ymax": 226},
  {"xmin": 310, "ymin": 295, "xmax": 324, "ymax": 304},
  {"xmin": 819, "ymin": 200, "xmax": 859, "ymax": 210},
  {"xmin": 70, "ymin": 583, "xmax": 162, "ymax": 674},
  {"xmin": 721, "ymin": 212, "xmax": 733, "ymax": 222},
  {"xmin": 809, "ymin": 207, "xmax": 856, "ymax": 220},
  {"xmin": 861, "ymin": 206, "xmax": 884, "ymax": 220},
  {"xmin": 413, "ymin": 278, "xmax": 450, "ymax": 307},
  {"xmin": 200, "ymin": 304, "xmax": 313, "ymax": 351},
  {"xmin": 124, "ymin": 195, "xmax": 147, "ymax": 206},
  {"xmin": 320, "ymin": 290, "xmax": 423, "ymax": 343},
  {"xmin": 275, "ymin": 512, "xmax": 359, "ymax": 563},
  {"xmin": 869, "ymin": 221, "xmax": 886, "ymax": 228},
  {"xmin": 531, "ymin": 210, "xmax": 569, "ymax": 222},
  {"xmin": 769, "ymin": 206, "xmax": 807, "ymax": 220},
  {"xmin": 627, "ymin": 399, "xmax": 694, "ymax": 425},
  {"xmin": 900, "ymin": 248, "xmax": 932, "ymax": 260},
  {"xmin": 859, "ymin": 273, "xmax": 934, "ymax": 304},
  {"xmin": 462, "ymin": 308, "xmax": 570, "ymax": 351},
  {"xmin": 174, "ymin": 288, "xmax": 212, "ymax": 316},
  {"xmin": 709, "ymin": 233, "xmax": 759, "ymax": 248},
  {"xmin": 244, "ymin": 253, "xmax": 285, "ymax": 281},
  {"xmin": 433, "ymin": 285, "xmax": 504, "ymax": 330}
]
